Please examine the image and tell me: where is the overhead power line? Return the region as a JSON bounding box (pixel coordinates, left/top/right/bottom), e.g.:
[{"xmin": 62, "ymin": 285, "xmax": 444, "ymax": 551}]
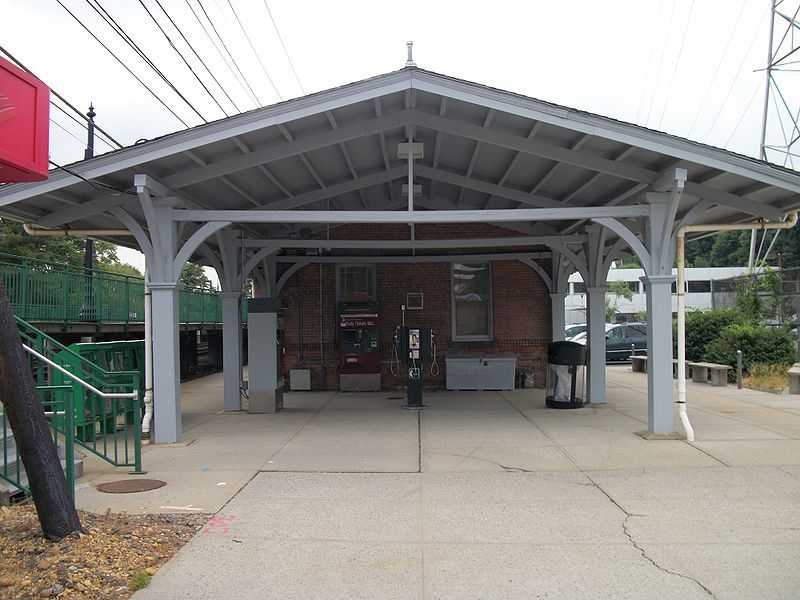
[
  {"xmin": 137, "ymin": 0, "xmax": 224, "ymax": 118},
  {"xmin": 55, "ymin": 0, "xmax": 191, "ymax": 128},
  {"xmin": 657, "ymin": 0, "xmax": 696, "ymax": 130},
  {"xmin": 195, "ymin": 0, "xmax": 263, "ymax": 106},
  {"xmin": 0, "ymin": 43, "xmax": 123, "ymax": 149},
  {"xmin": 262, "ymin": 0, "xmax": 305, "ymax": 95},
  {"xmin": 81, "ymin": 0, "xmax": 206, "ymax": 124},
  {"xmin": 225, "ymin": 0, "xmax": 282, "ymax": 101},
  {"xmin": 152, "ymin": 0, "xmax": 243, "ymax": 113}
]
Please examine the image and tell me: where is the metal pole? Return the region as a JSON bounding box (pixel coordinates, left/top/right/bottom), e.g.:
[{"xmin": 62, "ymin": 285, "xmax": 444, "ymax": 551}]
[
  {"xmin": 84, "ymin": 104, "xmax": 96, "ymax": 320},
  {"xmin": 737, "ymin": 350, "xmax": 743, "ymax": 390},
  {"xmin": 760, "ymin": 0, "xmax": 777, "ymax": 161}
]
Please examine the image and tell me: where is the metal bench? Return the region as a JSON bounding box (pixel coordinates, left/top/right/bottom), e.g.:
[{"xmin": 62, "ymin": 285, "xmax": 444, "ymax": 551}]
[
  {"xmin": 688, "ymin": 361, "xmax": 732, "ymax": 386},
  {"xmin": 787, "ymin": 363, "xmax": 800, "ymax": 394}
]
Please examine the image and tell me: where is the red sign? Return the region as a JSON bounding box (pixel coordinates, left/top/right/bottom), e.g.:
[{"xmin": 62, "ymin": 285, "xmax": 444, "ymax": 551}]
[{"xmin": 0, "ymin": 56, "xmax": 49, "ymax": 182}]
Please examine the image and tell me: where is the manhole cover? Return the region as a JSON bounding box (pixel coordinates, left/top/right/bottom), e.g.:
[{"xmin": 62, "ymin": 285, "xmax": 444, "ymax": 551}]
[{"xmin": 97, "ymin": 479, "xmax": 166, "ymax": 494}]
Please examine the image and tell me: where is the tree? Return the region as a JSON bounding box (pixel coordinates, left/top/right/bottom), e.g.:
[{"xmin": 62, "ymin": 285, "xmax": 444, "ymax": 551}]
[
  {"xmin": 0, "ymin": 220, "xmax": 120, "ymax": 268},
  {"xmin": 605, "ymin": 280, "xmax": 634, "ymax": 321},
  {"xmin": 180, "ymin": 262, "xmax": 214, "ymax": 290},
  {"xmin": 0, "ymin": 280, "xmax": 84, "ymax": 540}
]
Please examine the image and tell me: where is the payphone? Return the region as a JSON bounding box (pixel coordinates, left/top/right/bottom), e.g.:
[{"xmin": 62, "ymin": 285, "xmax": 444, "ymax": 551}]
[
  {"xmin": 338, "ymin": 304, "xmax": 381, "ymax": 392},
  {"xmin": 393, "ymin": 325, "xmax": 438, "ymax": 408}
]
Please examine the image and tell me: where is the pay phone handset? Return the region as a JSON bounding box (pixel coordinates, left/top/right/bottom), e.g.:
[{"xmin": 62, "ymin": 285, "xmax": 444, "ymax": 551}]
[{"xmin": 391, "ymin": 326, "xmax": 439, "ymax": 377}]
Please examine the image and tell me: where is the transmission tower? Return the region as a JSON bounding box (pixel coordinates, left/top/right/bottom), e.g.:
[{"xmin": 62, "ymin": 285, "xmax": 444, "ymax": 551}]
[{"xmin": 760, "ymin": 0, "xmax": 800, "ymax": 168}]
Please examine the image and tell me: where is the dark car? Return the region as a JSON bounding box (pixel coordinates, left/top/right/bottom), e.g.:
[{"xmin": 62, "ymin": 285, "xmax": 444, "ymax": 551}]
[
  {"xmin": 573, "ymin": 322, "xmax": 648, "ymax": 361},
  {"xmin": 604, "ymin": 322, "xmax": 647, "ymax": 361}
]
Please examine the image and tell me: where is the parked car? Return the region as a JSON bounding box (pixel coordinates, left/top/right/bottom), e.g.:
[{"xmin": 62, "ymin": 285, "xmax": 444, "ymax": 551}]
[
  {"xmin": 571, "ymin": 322, "xmax": 648, "ymax": 361},
  {"xmin": 564, "ymin": 323, "xmax": 587, "ymax": 341}
]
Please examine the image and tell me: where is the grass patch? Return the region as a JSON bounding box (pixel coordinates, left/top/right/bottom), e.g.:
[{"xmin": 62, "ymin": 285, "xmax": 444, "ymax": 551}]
[
  {"xmin": 743, "ymin": 363, "xmax": 791, "ymax": 393},
  {"xmin": 128, "ymin": 570, "xmax": 152, "ymax": 590}
]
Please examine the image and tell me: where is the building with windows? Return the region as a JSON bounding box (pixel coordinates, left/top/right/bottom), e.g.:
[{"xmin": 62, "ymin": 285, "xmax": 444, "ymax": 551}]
[{"xmin": 565, "ymin": 267, "xmax": 752, "ymax": 324}]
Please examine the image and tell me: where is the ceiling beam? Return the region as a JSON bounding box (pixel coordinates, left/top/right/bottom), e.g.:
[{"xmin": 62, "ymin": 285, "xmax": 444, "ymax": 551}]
[
  {"xmin": 173, "ymin": 205, "xmax": 649, "ymax": 224},
  {"xmin": 242, "ymin": 235, "xmax": 585, "ymax": 249},
  {"xmin": 276, "ymin": 251, "xmax": 550, "ymax": 264},
  {"xmin": 409, "ymin": 111, "xmax": 658, "ymax": 184},
  {"xmin": 414, "ymin": 164, "xmax": 563, "ymax": 209},
  {"xmin": 162, "ymin": 109, "xmax": 411, "ymax": 189}
]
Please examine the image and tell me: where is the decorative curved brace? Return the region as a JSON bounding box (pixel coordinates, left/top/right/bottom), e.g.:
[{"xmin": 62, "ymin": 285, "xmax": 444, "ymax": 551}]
[
  {"xmin": 172, "ymin": 221, "xmax": 232, "ymax": 281},
  {"xmin": 547, "ymin": 243, "xmax": 589, "ymax": 283},
  {"xmin": 518, "ymin": 258, "xmax": 552, "ymax": 292},
  {"xmin": 108, "ymin": 207, "xmax": 155, "ymax": 271},
  {"xmin": 591, "ymin": 217, "xmax": 651, "ymax": 270},
  {"xmin": 601, "ymin": 237, "xmax": 631, "ymax": 276},
  {"xmin": 251, "ymin": 269, "xmax": 267, "ymax": 297},
  {"xmin": 241, "ymin": 247, "xmax": 279, "ymax": 283},
  {"xmin": 276, "ymin": 261, "xmax": 309, "ymax": 295},
  {"xmin": 196, "ymin": 242, "xmax": 224, "ymax": 277}
]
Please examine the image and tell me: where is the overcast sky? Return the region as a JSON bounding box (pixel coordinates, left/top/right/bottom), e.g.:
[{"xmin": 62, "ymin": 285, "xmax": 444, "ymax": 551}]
[{"xmin": 1, "ymin": 0, "xmax": 791, "ymax": 272}]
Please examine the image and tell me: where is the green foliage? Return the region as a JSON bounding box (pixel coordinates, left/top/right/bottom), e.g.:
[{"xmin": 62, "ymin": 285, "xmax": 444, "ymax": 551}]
[
  {"xmin": 128, "ymin": 571, "xmax": 151, "ymax": 590},
  {"xmin": 179, "ymin": 262, "xmax": 214, "ymax": 290},
  {"xmin": 605, "ymin": 280, "xmax": 634, "ymax": 321},
  {"xmin": 675, "ymin": 308, "xmax": 742, "ymax": 362},
  {"xmin": 702, "ymin": 324, "xmax": 795, "ymax": 375},
  {"xmin": 0, "ymin": 220, "xmax": 122, "ymax": 268}
]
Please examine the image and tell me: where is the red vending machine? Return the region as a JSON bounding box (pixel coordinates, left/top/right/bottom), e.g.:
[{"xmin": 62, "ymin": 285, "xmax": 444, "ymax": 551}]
[{"xmin": 338, "ymin": 304, "xmax": 381, "ymax": 392}]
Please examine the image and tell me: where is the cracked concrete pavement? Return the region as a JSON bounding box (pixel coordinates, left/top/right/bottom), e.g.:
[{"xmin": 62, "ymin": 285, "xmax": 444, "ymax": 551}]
[{"xmin": 72, "ymin": 365, "xmax": 800, "ymax": 598}]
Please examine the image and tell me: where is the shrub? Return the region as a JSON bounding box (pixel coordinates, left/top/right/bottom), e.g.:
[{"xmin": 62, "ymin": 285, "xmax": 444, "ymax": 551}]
[
  {"xmin": 702, "ymin": 324, "xmax": 795, "ymax": 376},
  {"xmin": 743, "ymin": 363, "xmax": 791, "ymax": 393},
  {"xmin": 674, "ymin": 308, "xmax": 742, "ymax": 362}
]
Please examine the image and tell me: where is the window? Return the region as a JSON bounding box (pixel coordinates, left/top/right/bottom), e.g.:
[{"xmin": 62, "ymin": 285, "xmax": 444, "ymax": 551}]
[
  {"xmin": 337, "ymin": 265, "xmax": 375, "ymax": 302},
  {"xmin": 452, "ymin": 262, "xmax": 492, "ymax": 340},
  {"xmin": 687, "ymin": 280, "xmax": 711, "ymax": 293}
]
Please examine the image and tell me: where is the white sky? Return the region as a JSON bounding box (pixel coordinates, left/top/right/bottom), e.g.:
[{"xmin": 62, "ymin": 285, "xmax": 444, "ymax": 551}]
[{"xmin": 2, "ymin": 0, "xmax": 794, "ymax": 275}]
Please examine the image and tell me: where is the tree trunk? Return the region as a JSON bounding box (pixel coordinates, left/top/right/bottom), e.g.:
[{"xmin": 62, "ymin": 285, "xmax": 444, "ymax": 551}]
[{"xmin": 0, "ymin": 280, "xmax": 83, "ymax": 540}]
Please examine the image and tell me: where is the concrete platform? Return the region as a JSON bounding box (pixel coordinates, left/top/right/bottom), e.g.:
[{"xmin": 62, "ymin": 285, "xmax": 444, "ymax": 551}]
[{"xmin": 71, "ymin": 365, "xmax": 800, "ymax": 599}]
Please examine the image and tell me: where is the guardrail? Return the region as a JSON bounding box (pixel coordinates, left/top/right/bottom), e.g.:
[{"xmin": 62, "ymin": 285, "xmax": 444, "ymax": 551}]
[{"xmin": 0, "ymin": 252, "xmax": 227, "ymax": 326}]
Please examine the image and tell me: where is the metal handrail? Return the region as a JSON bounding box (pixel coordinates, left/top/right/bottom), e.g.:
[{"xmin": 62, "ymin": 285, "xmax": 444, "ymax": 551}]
[{"xmin": 22, "ymin": 344, "xmax": 137, "ymax": 400}]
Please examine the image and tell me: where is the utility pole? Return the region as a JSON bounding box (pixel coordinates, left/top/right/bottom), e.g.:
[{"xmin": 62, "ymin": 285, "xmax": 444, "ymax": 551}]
[{"xmin": 83, "ymin": 104, "xmax": 95, "ymax": 320}]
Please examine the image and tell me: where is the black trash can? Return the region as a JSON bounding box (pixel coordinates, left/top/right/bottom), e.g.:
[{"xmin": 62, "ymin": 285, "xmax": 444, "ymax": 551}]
[{"xmin": 545, "ymin": 341, "xmax": 586, "ymax": 409}]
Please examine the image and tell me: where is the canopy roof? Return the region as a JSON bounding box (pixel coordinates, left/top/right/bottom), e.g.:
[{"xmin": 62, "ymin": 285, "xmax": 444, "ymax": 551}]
[{"xmin": 1, "ymin": 67, "xmax": 799, "ymax": 265}]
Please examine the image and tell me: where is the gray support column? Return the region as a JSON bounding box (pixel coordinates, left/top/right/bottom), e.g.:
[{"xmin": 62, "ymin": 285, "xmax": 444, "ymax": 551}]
[
  {"xmin": 586, "ymin": 286, "xmax": 607, "ymax": 404},
  {"xmin": 221, "ymin": 291, "xmax": 242, "ymax": 412},
  {"xmin": 247, "ymin": 299, "xmax": 283, "ymax": 413},
  {"xmin": 550, "ymin": 293, "xmax": 566, "ymax": 341},
  {"xmin": 642, "ymin": 275, "xmax": 676, "ymax": 434},
  {"xmin": 149, "ymin": 282, "xmax": 181, "ymax": 443}
]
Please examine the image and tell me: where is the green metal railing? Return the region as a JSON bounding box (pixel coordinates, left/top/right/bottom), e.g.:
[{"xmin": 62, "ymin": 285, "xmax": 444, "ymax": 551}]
[
  {"xmin": 0, "ymin": 252, "xmax": 228, "ymax": 327},
  {"xmin": 0, "ymin": 317, "xmax": 144, "ymax": 501}
]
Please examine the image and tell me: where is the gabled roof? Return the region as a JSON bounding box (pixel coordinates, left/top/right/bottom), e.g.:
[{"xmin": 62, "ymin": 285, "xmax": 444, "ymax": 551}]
[{"xmin": 1, "ymin": 66, "xmax": 798, "ymax": 261}]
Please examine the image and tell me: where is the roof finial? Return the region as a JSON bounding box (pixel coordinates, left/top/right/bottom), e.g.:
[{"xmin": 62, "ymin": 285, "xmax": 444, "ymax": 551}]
[{"xmin": 405, "ymin": 41, "xmax": 416, "ymax": 67}]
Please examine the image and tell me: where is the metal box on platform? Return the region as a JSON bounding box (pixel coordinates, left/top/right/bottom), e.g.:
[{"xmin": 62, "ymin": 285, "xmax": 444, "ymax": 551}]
[{"xmin": 445, "ymin": 353, "xmax": 516, "ymax": 391}]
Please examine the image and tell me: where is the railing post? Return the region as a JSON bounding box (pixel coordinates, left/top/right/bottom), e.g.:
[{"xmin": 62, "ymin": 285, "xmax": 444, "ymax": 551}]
[
  {"xmin": 20, "ymin": 257, "xmax": 29, "ymax": 320},
  {"xmin": 124, "ymin": 276, "xmax": 130, "ymax": 328},
  {"xmin": 62, "ymin": 267, "xmax": 70, "ymax": 327},
  {"xmin": 64, "ymin": 390, "xmax": 75, "ymax": 502}
]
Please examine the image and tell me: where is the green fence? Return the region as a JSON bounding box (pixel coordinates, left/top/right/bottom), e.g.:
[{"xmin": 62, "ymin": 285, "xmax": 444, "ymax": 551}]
[{"xmin": 0, "ymin": 252, "xmax": 228, "ymax": 326}]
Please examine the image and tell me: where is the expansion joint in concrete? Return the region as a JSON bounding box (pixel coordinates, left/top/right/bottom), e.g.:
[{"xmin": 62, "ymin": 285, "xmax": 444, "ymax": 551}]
[{"xmin": 587, "ymin": 475, "xmax": 717, "ymax": 599}]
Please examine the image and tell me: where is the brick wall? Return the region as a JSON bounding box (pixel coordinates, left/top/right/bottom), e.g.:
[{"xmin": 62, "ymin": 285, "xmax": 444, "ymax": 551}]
[{"xmin": 278, "ymin": 224, "xmax": 551, "ymax": 390}]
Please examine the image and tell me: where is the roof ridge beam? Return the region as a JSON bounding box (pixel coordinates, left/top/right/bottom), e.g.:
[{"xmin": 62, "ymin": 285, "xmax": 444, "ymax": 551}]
[{"xmin": 242, "ymin": 235, "xmax": 586, "ymax": 249}]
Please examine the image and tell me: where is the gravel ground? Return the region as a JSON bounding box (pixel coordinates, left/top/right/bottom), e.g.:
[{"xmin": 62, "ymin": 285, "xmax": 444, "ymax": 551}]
[{"xmin": 0, "ymin": 503, "xmax": 207, "ymax": 599}]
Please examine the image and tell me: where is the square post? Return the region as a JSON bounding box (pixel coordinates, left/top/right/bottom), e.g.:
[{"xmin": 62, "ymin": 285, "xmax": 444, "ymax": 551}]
[
  {"xmin": 149, "ymin": 282, "xmax": 181, "ymax": 443},
  {"xmin": 550, "ymin": 293, "xmax": 566, "ymax": 342},
  {"xmin": 221, "ymin": 291, "xmax": 242, "ymax": 411},
  {"xmin": 586, "ymin": 285, "xmax": 607, "ymax": 404},
  {"xmin": 642, "ymin": 275, "xmax": 676, "ymax": 434}
]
